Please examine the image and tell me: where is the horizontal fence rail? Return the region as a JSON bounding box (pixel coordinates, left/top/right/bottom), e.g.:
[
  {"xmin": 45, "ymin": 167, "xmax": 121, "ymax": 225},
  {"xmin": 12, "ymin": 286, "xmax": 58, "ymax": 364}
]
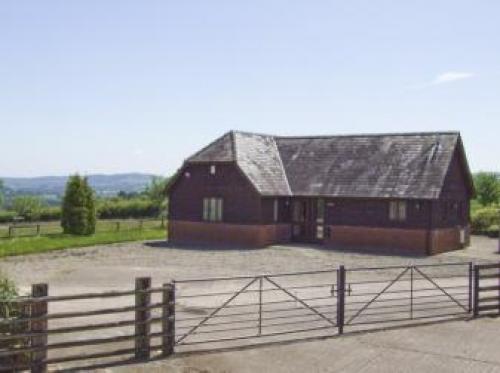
[
  {"xmin": 1, "ymin": 261, "xmax": 499, "ymax": 372},
  {"xmin": 473, "ymin": 262, "xmax": 500, "ymax": 317},
  {"xmin": 0, "ymin": 218, "xmax": 165, "ymax": 239}
]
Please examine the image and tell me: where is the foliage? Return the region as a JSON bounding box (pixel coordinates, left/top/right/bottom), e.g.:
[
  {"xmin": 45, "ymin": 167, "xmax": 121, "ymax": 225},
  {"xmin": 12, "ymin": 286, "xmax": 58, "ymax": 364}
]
[
  {"xmin": 97, "ymin": 197, "xmax": 161, "ymax": 219},
  {"xmin": 470, "ymin": 206, "xmax": 500, "ymax": 233},
  {"xmin": 61, "ymin": 175, "xmax": 96, "ymax": 235},
  {"xmin": 39, "ymin": 206, "xmax": 62, "ymax": 221},
  {"xmin": 0, "ymin": 210, "xmax": 16, "ymax": 224},
  {"xmin": 474, "ymin": 172, "xmax": 500, "ymax": 206},
  {"xmin": 0, "ymin": 179, "xmax": 4, "ymax": 208},
  {"xmin": 0, "ymin": 228, "xmax": 165, "ymax": 258},
  {"xmin": 11, "ymin": 196, "xmax": 44, "ymax": 221},
  {"xmin": 145, "ymin": 176, "xmax": 168, "ymax": 207},
  {"xmin": 0, "ymin": 274, "xmax": 18, "ymax": 319}
]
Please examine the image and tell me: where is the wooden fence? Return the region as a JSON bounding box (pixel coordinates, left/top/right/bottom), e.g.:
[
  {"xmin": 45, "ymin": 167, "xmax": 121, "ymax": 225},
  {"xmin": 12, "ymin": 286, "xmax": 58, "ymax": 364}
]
[
  {"xmin": 0, "ymin": 278, "xmax": 174, "ymax": 372},
  {"xmin": 0, "ymin": 218, "xmax": 166, "ymax": 239}
]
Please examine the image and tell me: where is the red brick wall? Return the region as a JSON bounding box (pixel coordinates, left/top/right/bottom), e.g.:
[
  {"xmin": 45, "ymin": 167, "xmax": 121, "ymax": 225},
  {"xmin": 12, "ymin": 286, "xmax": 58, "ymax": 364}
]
[
  {"xmin": 325, "ymin": 225, "xmax": 428, "ymax": 255},
  {"xmin": 429, "ymin": 225, "xmax": 469, "ymax": 255},
  {"xmin": 169, "ymin": 220, "xmax": 291, "ymax": 247}
]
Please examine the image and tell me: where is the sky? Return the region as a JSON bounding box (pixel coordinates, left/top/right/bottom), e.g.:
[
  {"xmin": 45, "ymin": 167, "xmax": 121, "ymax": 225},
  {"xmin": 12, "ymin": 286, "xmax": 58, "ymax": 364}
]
[{"xmin": 1, "ymin": 0, "xmax": 499, "ymax": 177}]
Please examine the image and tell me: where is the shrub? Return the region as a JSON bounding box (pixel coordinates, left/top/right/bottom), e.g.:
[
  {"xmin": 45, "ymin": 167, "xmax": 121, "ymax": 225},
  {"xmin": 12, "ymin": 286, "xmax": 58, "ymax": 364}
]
[
  {"xmin": 97, "ymin": 198, "xmax": 161, "ymax": 219},
  {"xmin": 0, "ymin": 275, "xmax": 18, "ymax": 319},
  {"xmin": 61, "ymin": 175, "xmax": 96, "ymax": 235},
  {"xmin": 11, "ymin": 196, "xmax": 44, "ymax": 221},
  {"xmin": 0, "ymin": 210, "xmax": 16, "ymax": 224},
  {"xmin": 471, "ymin": 206, "xmax": 500, "ymax": 233},
  {"xmin": 39, "ymin": 206, "xmax": 61, "ymax": 221}
]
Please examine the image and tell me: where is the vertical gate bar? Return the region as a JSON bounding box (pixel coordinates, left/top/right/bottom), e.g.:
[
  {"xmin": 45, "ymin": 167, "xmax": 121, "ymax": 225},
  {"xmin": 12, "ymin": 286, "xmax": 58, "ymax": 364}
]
[
  {"xmin": 473, "ymin": 265, "xmax": 479, "ymax": 317},
  {"xmin": 410, "ymin": 267, "xmax": 414, "ymax": 319},
  {"xmin": 337, "ymin": 266, "xmax": 345, "ymax": 335},
  {"xmin": 135, "ymin": 277, "xmax": 151, "ymax": 360},
  {"xmin": 468, "ymin": 262, "xmax": 473, "ymax": 313},
  {"xmin": 258, "ymin": 276, "xmax": 263, "ymax": 336},
  {"xmin": 162, "ymin": 282, "xmax": 175, "ymax": 357},
  {"xmin": 30, "ymin": 283, "xmax": 48, "ymax": 373}
]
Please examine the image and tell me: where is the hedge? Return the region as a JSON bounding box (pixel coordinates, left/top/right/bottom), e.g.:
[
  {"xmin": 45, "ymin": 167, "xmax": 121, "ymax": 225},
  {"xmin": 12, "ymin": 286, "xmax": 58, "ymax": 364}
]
[
  {"xmin": 0, "ymin": 198, "xmax": 163, "ymax": 223},
  {"xmin": 471, "ymin": 206, "xmax": 499, "ymax": 235}
]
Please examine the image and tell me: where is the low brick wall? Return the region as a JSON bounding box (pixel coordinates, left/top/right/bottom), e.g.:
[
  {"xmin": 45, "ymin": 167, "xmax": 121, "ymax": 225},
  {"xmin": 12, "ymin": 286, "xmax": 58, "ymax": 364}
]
[
  {"xmin": 168, "ymin": 220, "xmax": 291, "ymax": 247},
  {"xmin": 325, "ymin": 225, "xmax": 428, "ymax": 255},
  {"xmin": 429, "ymin": 225, "xmax": 470, "ymax": 255}
]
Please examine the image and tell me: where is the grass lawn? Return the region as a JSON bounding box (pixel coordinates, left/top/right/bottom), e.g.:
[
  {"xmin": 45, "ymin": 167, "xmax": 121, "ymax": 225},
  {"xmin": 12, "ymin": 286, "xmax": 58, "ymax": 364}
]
[{"xmin": 0, "ymin": 228, "xmax": 165, "ymax": 258}]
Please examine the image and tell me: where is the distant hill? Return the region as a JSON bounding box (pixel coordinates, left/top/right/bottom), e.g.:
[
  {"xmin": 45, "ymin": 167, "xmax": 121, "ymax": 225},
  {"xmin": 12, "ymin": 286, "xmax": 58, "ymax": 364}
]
[{"xmin": 1, "ymin": 173, "xmax": 158, "ymax": 199}]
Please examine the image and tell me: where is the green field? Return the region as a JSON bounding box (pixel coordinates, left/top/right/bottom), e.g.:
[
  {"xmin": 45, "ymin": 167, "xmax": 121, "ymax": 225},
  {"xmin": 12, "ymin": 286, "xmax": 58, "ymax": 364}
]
[
  {"xmin": 0, "ymin": 227, "xmax": 165, "ymax": 258},
  {"xmin": 0, "ymin": 219, "xmax": 166, "ymax": 258},
  {"xmin": 0, "ymin": 219, "xmax": 164, "ymax": 239}
]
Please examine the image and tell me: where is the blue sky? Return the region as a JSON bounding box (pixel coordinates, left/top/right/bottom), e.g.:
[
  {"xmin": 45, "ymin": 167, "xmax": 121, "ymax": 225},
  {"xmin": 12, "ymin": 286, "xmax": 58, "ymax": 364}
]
[{"xmin": 1, "ymin": 1, "xmax": 499, "ymax": 177}]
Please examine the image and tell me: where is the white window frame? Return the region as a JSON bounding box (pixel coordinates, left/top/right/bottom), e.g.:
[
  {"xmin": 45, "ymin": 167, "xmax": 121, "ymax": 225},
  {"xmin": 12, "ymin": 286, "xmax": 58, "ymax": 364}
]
[
  {"xmin": 203, "ymin": 198, "xmax": 223, "ymax": 222},
  {"xmin": 389, "ymin": 200, "xmax": 407, "ymax": 221}
]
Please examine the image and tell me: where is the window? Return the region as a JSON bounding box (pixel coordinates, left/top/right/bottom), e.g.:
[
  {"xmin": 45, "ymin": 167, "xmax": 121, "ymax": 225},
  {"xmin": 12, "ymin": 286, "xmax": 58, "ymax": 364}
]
[
  {"xmin": 389, "ymin": 201, "xmax": 407, "ymax": 221},
  {"xmin": 316, "ymin": 199, "xmax": 325, "ymax": 223},
  {"xmin": 210, "ymin": 165, "xmax": 216, "ymax": 175},
  {"xmin": 273, "ymin": 199, "xmax": 279, "ymax": 222},
  {"xmin": 203, "ymin": 198, "xmax": 223, "ymax": 222}
]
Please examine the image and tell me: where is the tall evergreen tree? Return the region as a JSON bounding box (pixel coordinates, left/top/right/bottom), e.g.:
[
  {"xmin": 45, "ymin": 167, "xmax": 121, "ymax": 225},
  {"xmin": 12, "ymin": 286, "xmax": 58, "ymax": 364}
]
[{"xmin": 61, "ymin": 175, "xmax": 96, "ymax": 235}]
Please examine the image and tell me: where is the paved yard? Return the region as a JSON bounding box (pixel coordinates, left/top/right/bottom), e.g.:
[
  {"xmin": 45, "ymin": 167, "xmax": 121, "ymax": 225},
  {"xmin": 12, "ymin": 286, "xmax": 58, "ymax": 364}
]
[{"xmin": 0, "ymin": 236, "xmax": 498, "ymax": 372}]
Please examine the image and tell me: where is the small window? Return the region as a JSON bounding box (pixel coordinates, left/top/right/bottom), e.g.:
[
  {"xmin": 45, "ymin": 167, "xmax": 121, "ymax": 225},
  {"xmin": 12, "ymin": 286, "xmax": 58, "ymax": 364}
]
[
  {"xmin": 316, "ymin": 199, "xmax": 325, "ymax": 223},
  {"xmin": 203, "ymin": 198, "xmax": 223, "ymax": 222},
  {"xmin": 316, "ymin": 225, "xmax": 324, "ymax": 239},
  {"xmin": 210, "ymin": 165, "xmax": 216, "ymax": 175},
  {"xmin": 389, "ymin": 201, "xmax": 407, "ymax": 221},
  {"xmin": 273, "ymin": 199, "xmax": 279, "ymax": 222}
]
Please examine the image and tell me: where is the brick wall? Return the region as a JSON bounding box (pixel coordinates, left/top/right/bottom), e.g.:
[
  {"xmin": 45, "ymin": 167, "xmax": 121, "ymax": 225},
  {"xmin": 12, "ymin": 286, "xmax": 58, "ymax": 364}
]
[
  {"xmin": 325, "ymin": 225, "xmax": 428, "ymax": 255},
  {"xmin": 169, "ymin": 220, "xmax": 291, "ymax": 247},
  {"xmin": 429, "ymin": 225, "xmax": 469, "ymax": 255}
]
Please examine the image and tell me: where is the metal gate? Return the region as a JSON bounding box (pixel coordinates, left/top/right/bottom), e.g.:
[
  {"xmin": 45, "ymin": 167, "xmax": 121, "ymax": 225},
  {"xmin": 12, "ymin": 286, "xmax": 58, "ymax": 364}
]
[
  {"xmin": 473, "ymin": 262, "xmax": 500, "ymax": 317},
  {"xmin": 174, "ymin": 269, "xmax": 338, "ymax": 351},
  {"xmin": 173, "ymin": 263, "xmax": 473, "ymax": 351},
  {"xmin": 343, "ymin": 263, "xmax": 472, "ymax": 332}
]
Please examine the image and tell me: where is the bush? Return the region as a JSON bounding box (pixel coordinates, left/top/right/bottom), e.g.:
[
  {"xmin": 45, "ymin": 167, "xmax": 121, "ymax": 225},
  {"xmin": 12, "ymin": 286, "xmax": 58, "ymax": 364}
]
[
  {"xmin": 61, "ymin": 175, "xmax": 96, "ymax": 235},
  {"xmin": 486, "ymin": 225, "xmax": 499, "ymax": 238},
  {"xmin": 471, "ymin": 206, "xmax": 500, "ymax": 234},
  {"xmin": 0, "ymin": 210, "xmax": 16, "ymax": 224},
  {"xmin": 97, "ymin": 198, "xmax": 161, "ymax": 219},
  {"xmin": 39, "ymin": 206, "xmax": 61, "ymax": 221},
  {"xmin": 0, "ymin": 275, "xmax": 18, "ymax": 319}
]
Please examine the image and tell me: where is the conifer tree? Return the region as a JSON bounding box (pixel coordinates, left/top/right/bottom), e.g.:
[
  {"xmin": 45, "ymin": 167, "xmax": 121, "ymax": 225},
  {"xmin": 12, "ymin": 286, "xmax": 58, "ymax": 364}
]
[{"xmin": 61, "ymin": 175, "xmax": 96, "ymax": 235}]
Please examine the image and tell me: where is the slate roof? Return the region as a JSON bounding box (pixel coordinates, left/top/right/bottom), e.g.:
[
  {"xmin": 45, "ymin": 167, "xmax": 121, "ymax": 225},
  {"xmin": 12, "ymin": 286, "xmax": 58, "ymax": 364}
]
[{"xmin": 184, "ymin": 130, "xmax": 467, "ymax": 199}]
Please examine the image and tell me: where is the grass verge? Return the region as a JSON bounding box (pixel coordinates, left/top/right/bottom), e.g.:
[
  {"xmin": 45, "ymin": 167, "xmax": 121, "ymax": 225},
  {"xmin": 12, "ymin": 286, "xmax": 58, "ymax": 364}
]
[{"xmin": 0, "ymin": 228, "xmax": 165, "ymax": 258}]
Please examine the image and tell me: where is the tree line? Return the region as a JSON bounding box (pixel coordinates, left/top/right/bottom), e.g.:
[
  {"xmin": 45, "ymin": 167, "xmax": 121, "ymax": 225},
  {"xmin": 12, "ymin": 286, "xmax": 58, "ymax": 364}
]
[{"xmin": 0, "ymin": 176, "xmax": 169, "ymax": 224}]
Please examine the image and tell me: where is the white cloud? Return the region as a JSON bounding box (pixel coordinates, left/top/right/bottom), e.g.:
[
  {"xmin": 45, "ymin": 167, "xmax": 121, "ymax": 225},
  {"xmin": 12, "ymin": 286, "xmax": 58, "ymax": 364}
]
[{"xmin": 431, "ymin": 71, "xmax": 476, "ymax": 85}]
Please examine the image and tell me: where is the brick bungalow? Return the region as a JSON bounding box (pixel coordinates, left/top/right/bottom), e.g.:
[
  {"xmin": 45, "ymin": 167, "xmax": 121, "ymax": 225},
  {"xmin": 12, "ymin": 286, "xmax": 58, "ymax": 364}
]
[{"xmin": 166, "ymin": 131, "xmax": 474, "ymax": 255}]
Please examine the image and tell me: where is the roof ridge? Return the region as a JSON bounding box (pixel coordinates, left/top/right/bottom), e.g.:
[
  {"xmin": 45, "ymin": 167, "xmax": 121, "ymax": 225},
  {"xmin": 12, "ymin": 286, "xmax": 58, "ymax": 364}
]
[
  {"xmin": 230, "ymin": 130, "xmax": 238, "ymax": 161},
  {"xmin": 229, "ymin": 129, "xmax": 460, "ymax": 140},
  {"xmin": 275, "ymin": 131, "xmax": 460, "ymax": 139},
  {"xmin": 271, "ymin": 136, "xmax": 292, "ymax": 195}
]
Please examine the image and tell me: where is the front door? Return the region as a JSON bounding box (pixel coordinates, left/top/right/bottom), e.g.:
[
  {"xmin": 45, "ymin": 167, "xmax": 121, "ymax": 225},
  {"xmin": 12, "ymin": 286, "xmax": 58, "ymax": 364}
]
[{"xmin": 291, "ymin": 198, "xmax": 325, "ymax": 243}]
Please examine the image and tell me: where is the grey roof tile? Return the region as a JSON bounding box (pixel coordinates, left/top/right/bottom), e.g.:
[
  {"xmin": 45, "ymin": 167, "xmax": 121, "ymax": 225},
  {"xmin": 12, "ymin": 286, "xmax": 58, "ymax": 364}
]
[{"xmin": 186, "ymin": 130, "xmax": 461, "ymax": 199}]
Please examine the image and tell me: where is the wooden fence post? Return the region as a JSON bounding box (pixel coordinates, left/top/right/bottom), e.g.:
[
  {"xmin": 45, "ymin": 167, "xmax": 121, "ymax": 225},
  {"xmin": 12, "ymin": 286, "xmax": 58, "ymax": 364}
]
[
  {"xmin": 36, "ymin": 225, "xmax": 41, "ymax": 236},
  {"xmin": 116, "ymin": 222, "xmax": 120, "ymax": 232},
  {"xmin": 135, "ymin": 277, "xmax": 151, "ymax": 360},
  {"xmin": 160, "ymin": 217, "xmax": 165, "ymax": 229},
  {"xmin": 31, "ymin": 284, "xmax": 48, "ymax": 373},
  {"xmin": 337, "ymin": 266, "xmax": 345, "ymax": 335},
  {"xmin": 8, "ymin": 226, "xmax": 13, "ymax": 238},
  {"xmin": 139, "ymin": 220, "xmax": 143, "ymax": 231},
  {"xmin": 473, "ymin": 265, "xmax": 479, "ymax": 317},
  {"xmin": 162, "ymin": 282, "xmax": 175, "ymax": 357}
]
